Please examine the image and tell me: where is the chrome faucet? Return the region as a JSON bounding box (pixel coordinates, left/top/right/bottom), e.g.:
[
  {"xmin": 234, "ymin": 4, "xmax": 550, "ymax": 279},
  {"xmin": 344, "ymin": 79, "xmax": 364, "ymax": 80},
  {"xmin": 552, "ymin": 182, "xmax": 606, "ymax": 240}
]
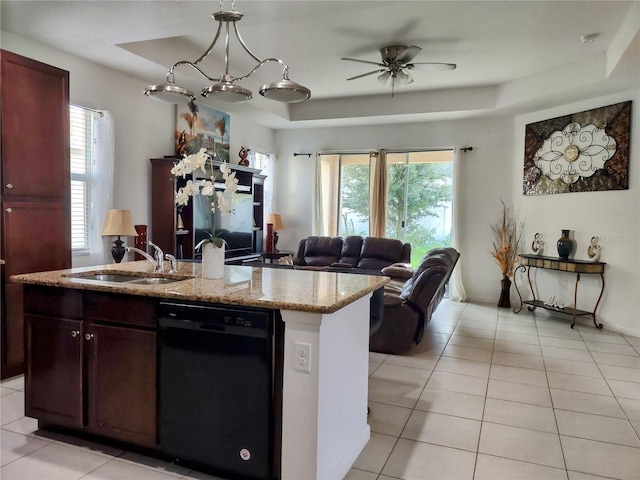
[
  {"xmin": 165, "ymin": 254, "xmax": 177, "ymax": 274},
  {"xmin": 148, "ymin": 242, "xmax": 165, "ymax": 273},
  {"xmin": 125, "ymin": 247, "xmax": 158, "ymax": 271}
]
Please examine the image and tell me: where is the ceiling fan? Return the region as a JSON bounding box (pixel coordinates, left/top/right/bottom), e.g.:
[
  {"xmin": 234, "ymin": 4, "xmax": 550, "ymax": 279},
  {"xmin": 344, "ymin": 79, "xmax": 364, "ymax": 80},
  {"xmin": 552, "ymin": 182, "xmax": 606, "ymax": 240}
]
[{"xmin": 342, "ymin": 45, "xmax": 456, "ymax": 96}]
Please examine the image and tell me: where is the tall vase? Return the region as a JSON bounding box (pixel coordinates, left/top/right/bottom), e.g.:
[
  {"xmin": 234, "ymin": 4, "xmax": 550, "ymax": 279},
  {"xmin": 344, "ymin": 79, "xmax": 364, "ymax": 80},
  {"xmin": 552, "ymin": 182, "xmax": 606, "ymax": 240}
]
[
  {"xmin": 556, "ymin": 229, "xmax": 574, "ymax": 260},
  {"xmin": 498, "ymin": 274, "xmax": 512, "ymax": 308},
  {"xmin": 202, "ymin": 242, "xmax": 225, "ymax": 279}
]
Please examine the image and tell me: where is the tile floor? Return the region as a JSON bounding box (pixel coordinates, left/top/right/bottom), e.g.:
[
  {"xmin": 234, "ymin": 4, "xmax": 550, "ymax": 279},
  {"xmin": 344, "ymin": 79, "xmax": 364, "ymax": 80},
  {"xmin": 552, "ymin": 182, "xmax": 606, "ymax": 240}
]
[{"xmin": 1, "ymin": 300, "xmax": 639, "ymax": 480}]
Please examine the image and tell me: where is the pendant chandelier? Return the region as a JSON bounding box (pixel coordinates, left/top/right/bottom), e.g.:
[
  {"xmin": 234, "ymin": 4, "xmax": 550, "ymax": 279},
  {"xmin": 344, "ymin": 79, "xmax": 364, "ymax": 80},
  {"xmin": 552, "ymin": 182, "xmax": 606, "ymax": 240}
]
[{"xmin": 144, "ymin": 0, "xmax": 311, "ymax": 104}]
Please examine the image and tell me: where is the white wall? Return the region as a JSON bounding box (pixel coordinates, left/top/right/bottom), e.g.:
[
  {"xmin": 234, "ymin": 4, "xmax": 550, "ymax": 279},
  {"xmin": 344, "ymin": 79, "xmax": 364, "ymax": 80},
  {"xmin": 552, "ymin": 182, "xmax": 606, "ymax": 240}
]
[
  {"xmin": 274, "ymin": 117, "xmax": 515, "ymax": 305},
  {"xmin": 513, "ymin": 90, "xmax": 640, "ymax": 336},
  {"xmin": 2, "ymin": 31, "xmax": 275, "ymax": 266}
]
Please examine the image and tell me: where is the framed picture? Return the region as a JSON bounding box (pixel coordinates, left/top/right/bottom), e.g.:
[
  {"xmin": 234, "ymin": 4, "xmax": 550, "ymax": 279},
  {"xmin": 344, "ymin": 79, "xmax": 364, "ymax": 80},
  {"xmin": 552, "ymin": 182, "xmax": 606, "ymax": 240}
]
[
  {"xmin": 175, "ymin": 101, "xmax": 230, "ymax": 162},
  {"xmin": 523, "ymin": 101, "xmax": 631, "ymax": 195}
]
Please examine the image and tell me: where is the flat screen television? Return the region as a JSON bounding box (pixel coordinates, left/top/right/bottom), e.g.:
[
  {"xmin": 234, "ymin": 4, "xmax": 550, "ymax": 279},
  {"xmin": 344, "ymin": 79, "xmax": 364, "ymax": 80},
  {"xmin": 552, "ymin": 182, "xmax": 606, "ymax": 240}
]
[{"xmin": 193, "ymin": 192, "xmax": 254, "ymax": 257}]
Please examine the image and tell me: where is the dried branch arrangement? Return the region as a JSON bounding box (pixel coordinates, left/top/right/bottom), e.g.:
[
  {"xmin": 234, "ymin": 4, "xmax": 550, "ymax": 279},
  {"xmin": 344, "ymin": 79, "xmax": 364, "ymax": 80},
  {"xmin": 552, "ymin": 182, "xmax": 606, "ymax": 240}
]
[{"xmin": 490, "ymin": 200, "xmax": 524, "ymax": 277}]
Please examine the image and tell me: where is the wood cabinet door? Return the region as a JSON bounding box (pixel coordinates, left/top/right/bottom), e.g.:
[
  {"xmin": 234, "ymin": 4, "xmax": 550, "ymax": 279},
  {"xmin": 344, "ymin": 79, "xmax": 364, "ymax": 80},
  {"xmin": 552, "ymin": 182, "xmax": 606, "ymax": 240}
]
[
  {"xmin": 25, "ymin": 315, "xmax": 83, "ymax": 427},
  {"xmin": 1, "ymin": 50, "xmax": 70, "ymax": 199},
  {"xmin": 86, "ymin": 324, "xmax": 157, "ymax": 447}
]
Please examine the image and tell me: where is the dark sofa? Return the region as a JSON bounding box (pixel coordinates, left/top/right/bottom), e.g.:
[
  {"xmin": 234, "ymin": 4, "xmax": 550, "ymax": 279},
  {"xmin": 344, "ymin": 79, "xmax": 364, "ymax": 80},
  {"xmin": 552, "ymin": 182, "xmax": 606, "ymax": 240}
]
[
  {"xmin": 369, "ymin": 247, "xmax": 460, "ymax": 355},
  {"xmin": 293, "ymin": 235, "xmax": 411, "ymax": 271}
]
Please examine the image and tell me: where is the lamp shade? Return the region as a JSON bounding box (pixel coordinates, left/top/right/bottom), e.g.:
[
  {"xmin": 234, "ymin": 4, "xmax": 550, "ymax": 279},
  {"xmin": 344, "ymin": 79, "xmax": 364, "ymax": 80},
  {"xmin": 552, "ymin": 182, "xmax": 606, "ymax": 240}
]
[
  {"xmin": 101, "ymin": 209, "xmax": 138, "ymax": 237},
  {"xmin": 267, "ymin": 213, "xmax": 284, "ymax": 230}
]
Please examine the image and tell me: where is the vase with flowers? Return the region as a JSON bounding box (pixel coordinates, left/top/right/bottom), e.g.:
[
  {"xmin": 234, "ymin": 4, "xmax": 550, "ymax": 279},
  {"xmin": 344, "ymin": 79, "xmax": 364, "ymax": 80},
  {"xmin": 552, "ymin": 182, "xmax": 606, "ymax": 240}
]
[
  {"xmin": 171, "ymin": 148, "xmax": 239, "ymax": 279},
  {"xmin": 490, "ymin": 200, "xmax": 524, "ymax": 308}
]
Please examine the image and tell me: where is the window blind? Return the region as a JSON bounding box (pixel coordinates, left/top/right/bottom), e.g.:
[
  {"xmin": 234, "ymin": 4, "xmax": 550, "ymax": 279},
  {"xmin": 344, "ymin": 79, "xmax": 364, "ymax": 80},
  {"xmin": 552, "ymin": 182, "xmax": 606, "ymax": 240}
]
[{"xmin": 69, "ymin": 105, "xmax": 94, "ymax": 253}]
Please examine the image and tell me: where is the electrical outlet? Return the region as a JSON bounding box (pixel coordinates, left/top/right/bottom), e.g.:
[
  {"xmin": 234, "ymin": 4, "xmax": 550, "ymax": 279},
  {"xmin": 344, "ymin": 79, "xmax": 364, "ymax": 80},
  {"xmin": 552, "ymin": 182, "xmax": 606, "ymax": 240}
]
[
  {"xmin": 294, "ymin": 342, "xmax": 311, "ymax": 372},
  {"xmin": 560, "ymin": 280, "xmax": 568, "ymax": 290}
]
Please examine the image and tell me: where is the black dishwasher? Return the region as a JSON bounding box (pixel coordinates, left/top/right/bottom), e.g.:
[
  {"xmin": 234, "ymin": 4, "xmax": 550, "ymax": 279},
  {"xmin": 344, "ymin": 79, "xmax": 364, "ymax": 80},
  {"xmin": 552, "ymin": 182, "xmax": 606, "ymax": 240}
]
[{"xmin": 159, "ymin": 301, "xmax": 275, "ymax": 480}]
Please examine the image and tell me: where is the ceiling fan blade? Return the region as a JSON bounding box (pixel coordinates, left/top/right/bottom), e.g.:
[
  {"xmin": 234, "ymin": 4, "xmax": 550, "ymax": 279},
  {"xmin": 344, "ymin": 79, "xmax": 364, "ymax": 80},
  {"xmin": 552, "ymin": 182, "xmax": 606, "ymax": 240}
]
[
  {"xmin": 346, "ymin": 69, "xmax": 387, "ymax": 81},
  {"xmin": 408, "ymin": 62, "xmax": 457, "ymax": 71},
  {"xmin": 341, "ymin": 57, "xmax": 386, "ymax": 67},
  {"xmin": 395, "ymin": 45, "xmax": 422, "ymax": 64}
]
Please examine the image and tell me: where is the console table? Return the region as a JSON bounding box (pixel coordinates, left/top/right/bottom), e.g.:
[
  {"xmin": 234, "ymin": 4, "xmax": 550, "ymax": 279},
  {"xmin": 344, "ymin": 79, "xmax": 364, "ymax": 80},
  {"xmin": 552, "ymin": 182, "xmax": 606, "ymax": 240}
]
[{"xmin": 514, "ymin": 254, "xmax": 605, "ymax": 329}]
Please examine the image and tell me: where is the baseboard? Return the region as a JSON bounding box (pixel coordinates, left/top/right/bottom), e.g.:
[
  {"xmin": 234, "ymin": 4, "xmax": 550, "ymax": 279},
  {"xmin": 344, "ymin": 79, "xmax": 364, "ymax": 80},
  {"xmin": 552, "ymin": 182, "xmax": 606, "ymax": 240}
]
[{"xmin": 326, "ymin": 424, "xmax": 370, "ymax": 480}]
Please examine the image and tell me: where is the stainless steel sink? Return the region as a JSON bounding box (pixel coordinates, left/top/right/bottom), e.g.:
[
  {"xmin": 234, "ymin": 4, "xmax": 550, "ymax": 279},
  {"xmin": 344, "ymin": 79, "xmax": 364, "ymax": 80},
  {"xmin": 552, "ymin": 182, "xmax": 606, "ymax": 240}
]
[
  {"xmin": 64, "ymin": 271, "xmax": 192, "ymax": 285},
  {"xmin": 77, "ymin": 273, "xmax": 144, "ymax": 282},
  {"xmin": 126, "ymin": 277, "xmax": 183, "ymax": 285}
]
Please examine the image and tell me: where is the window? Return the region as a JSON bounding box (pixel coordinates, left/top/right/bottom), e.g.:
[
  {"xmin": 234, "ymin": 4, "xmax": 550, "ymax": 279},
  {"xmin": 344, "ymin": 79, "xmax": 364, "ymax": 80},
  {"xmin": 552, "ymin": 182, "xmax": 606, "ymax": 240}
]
[
  {"xmin": 319, "ymin": 149, "xmax": 453, "ymax": 265},
  {"xmin": 69, "ymin": 105, "xmax": 95, "ymax": 254}
]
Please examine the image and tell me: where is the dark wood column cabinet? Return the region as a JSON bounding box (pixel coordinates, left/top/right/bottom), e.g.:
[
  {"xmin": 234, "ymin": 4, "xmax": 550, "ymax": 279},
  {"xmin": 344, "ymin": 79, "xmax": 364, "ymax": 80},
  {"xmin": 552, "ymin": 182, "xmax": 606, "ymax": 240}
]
[
  {"xmin": 24, "ymin": 286, "xmax": 158, "ymax": 449},
  {"xmin": 1, "ymin": 50, "xmax": 71, "ymax": 379}
]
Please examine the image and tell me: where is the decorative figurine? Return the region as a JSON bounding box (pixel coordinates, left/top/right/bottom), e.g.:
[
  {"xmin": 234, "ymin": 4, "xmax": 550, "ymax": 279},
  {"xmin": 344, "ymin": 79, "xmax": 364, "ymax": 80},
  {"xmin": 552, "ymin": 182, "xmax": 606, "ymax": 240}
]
[
  {"xmin": 238, "ymin": 146, "xmax": 249, "ymax": 166},
  {"xmin": 587, "ymin": 236, "xmax": 602, "ymax": 262},
  {"xmin": 531, "ymin": 232, "xmax": 544, "ymax": 255}
]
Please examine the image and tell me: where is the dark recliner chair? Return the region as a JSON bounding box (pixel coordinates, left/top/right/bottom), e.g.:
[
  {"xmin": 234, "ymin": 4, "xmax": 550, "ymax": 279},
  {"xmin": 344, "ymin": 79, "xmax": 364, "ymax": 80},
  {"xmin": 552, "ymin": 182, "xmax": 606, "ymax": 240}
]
[{"xmin": 369, "ymin": 247, "xmax": 460, "ymax": 354}]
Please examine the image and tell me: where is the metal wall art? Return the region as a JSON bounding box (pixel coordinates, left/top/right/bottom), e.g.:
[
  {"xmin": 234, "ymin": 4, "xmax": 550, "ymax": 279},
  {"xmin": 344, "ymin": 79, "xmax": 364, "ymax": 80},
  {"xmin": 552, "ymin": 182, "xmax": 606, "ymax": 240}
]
[{"xmin": 523, "ymin": 101, "xmax": 631, "ymax": 195}]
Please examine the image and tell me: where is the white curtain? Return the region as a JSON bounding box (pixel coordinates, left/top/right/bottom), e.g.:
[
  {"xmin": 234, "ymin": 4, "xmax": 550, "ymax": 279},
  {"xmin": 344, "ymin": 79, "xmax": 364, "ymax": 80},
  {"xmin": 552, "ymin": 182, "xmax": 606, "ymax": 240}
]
[
  {"xmin": 88, "ymin": 111, "xmax": 114, "ymax": 266},
  {"xmin": 448, "ymin": 147, "xmax": 467, "ymax": 302},
  {"xmin": 313, "ymin": 153, "xmax": 324, "ymax": 235}
]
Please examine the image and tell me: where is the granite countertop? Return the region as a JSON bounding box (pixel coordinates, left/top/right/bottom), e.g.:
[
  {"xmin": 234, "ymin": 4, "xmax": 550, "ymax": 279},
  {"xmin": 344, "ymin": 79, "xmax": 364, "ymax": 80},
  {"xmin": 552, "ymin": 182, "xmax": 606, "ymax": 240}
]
[{"xmin": 11, "ymin": 261, "xmax": 389, "ymax": 314}]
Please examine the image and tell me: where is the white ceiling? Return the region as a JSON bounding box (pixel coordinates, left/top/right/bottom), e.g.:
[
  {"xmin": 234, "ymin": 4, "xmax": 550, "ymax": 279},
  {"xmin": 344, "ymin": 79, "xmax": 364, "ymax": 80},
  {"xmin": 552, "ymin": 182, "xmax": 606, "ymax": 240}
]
[{"xmin": 1, "ymin": 1, "xmax": 638, "ymax": 129}]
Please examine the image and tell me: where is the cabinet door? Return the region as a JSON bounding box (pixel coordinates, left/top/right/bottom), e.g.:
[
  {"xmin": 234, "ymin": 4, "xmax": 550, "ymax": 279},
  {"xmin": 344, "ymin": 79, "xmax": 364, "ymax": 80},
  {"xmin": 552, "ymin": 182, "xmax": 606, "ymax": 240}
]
[
  {"xmin": 1, "ymin": 50, "xmax": 70, "ymax": 199},
  {"xmin": 86, "ymin": 324, "xmax": 157, "ymax": 447},
  {"xmin": 25, "ymin": 315, "xmax": 83, "ymax": 427}
]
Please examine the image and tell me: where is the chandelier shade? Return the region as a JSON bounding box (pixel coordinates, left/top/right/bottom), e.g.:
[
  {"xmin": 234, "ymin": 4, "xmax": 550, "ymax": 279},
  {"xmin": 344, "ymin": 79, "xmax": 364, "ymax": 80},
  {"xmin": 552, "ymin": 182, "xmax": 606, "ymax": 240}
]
[{"xmin": 144, "ymin": 1, "xmax": 310, "ymax": 104}]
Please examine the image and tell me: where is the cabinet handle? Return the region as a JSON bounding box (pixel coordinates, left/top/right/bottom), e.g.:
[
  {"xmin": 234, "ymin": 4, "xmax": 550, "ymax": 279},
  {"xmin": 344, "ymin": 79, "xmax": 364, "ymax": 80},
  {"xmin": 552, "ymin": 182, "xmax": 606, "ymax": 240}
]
[
  {"xmin": 84, "ymin": 333, "xmax": 94, "ymax": 341},
  {"xmin": 5, "ymin": 208, "xmax": 12, "ymax": 213},
  {"xmin": 71, "ymin": 330, "xmax": 80, "ymax": 338},
  {"xmin": 5, "ymin": 184, "xmax": 13, "ymax": 189}
]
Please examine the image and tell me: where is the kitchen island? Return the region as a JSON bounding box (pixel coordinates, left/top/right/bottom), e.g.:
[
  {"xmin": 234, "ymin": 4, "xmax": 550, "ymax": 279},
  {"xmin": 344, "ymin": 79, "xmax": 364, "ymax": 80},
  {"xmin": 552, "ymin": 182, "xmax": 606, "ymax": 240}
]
[{"xmin": 13, "ymin": 261, "xmax": 388, "ymax": 480}]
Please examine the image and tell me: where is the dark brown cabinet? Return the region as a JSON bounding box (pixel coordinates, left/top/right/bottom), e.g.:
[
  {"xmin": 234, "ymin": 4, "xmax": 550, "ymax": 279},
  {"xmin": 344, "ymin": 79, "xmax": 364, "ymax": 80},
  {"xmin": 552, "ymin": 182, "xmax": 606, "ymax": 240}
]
[
  {"xmin": 1, "ymin": 50, "xmax": 71, "ymax": 379},
  {"xmin": 24, "ymin": 286, "xmax": 157, "ymax": 448}
]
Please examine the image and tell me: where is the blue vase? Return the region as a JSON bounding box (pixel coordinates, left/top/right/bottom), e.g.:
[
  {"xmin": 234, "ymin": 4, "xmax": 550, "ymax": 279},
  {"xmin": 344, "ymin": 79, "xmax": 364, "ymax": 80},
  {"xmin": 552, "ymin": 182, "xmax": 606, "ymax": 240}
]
[{"xmin": 557, "ymin": 229, "xmax": 573, "ymax": 260}]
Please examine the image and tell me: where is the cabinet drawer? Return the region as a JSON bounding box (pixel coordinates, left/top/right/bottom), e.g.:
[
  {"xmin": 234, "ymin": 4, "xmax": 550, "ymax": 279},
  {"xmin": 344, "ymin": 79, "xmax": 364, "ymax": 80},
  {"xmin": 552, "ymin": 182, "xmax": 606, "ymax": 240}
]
[
  {"xmin": 24, "ymin": 285, "xmax": 83, "ymax": 319},
  {"xmin": 84, "ymin": 292, "xmax": 157, "ymax": 328}
]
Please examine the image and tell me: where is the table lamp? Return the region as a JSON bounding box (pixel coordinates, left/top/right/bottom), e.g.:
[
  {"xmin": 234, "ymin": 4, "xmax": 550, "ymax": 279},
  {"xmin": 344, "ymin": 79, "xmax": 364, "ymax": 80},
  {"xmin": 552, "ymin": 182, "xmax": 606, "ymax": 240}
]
[
  {"xmin": 101, "ymin": 209, "xmax": 139, "ymax": 263},
  {"xmin": 267, "ymin": 213, "xmax": 284, "ymax": 252}
]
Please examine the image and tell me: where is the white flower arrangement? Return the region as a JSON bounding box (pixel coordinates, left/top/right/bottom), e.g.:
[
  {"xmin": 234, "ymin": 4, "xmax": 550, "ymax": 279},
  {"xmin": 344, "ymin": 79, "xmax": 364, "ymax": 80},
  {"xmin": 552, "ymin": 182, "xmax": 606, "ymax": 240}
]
[{"xmin": 171, "ymin": 148, "xmax": 239, "ymax": 248}]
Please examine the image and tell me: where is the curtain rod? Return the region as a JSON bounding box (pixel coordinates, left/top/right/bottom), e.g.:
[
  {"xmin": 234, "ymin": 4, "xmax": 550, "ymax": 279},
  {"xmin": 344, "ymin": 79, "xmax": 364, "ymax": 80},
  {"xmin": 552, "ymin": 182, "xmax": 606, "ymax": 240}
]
[
  {"xmin": 461, "ymin": 147, "xmax": 473, "ymax": 152},
  {"xmin": 71, "ymin": 104, "xmax": 104, "ymax": 117},
  {"xmin": 293, "ymin": 152, "xmax": 312, "ymax": 157}
]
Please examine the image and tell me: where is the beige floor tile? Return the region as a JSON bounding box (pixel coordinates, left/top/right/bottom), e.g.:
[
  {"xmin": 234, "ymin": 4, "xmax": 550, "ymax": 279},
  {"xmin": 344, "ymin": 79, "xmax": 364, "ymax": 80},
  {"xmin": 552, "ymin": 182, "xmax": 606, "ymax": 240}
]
[
  {"xmin": 409, "ymin": 340, "xmax": 446, "ymax": 357},
  {"xmin": 579, "ymin": 331, "xmax": 631, "ymax": 345},
  {"xmin": 370, "ymin": 364, "xmax": 433, "ymax": 387},
  {"xmin": 447, "ymin": 334, "xmax": 495, "ymax": 351},
  {"xmin": 2, "ymin": 416, "xmax": 40, "ymax": 436},
  {"xmin": 369, "ymin": 352, "xmax": 389, "ymax": 363},
  {"xmin": 487, "ymin": 379, "xmax": 552, "ymax": 407},
  {"xmin": 591, "ymin": 351, "xmax": 640, "ymax": 368},
  {"xmin": 351, "ymin": 432, "xmax": 397, "ymax": 474},
  {"xmin": 435, "ymin": 356, "xmax": 491, "ymax": 378},
  {"xmin": 478, "ymin": 422, "xmax": 564, "ymax": 468},
  {"xmin": 453, "ymin": 326, "xmax": 496, "ymax": 339},
  {"xmin": 415, "ymin": 387, "xmax": 485, "ymax": 420},
  {"xmin": 494, "ymin": 330, "xmax": 540, "ymax": 345},
  {"xmin": 624, "ymin": 335, "xmax": 640, "ymax": 347},
  {"xmin": 382, "ymin": 353, "xmax": 439, "ymax": 371},
  {"xmin": 442, "ymin": 344, "xmax": 493, "ymax": 363},
  {"xmin": 539, "ymin": 336, "xmax": 588, "ymax": 350},
  {"xmin": 425, "ymin": 371, "xmax": 488, "ymax": 396},
  {"xmin": 541, "ymin": 345, "xmax": 595, "ymax": 363},
  {"xmin": 537, "ymin": 326, "xmax": 583, "ymax": 339},
  {"xmin": 344, "ymin": 468, "xmax": 378, "ymax": 480},
  {"xmin": 426, "ymin": 323, "xmax": 456, "ymax": 335},
  {"xmin": 0, "ymin": 376, "xmax": 25, "ymax": 391},
  {"xmin": 607, "ymin": 379, "xmax": 640, "ymax": 400},
  {"xmin": 0, "ymin": 387, "xmax": 14, "ymax": 397},
  {"xmin": 82, "ymin": 459, "xmax": 182, "ymax": 479},
  {"xmin": 547, "ymin": 372, "xmax": 612, "ymax": 396},
  {"xmin": 367, "ymin": 401, "xmax": 412, "ymax": 437},
  {"xmin": 0, "ymin": 391, "xmax": 25, "ymax": 427},
  {"xmin": 381, "ymin": 438, "xmax": 476, "ymax": 480},
  {"xmin": 550, "ymin": 388, "xmax": 626, "ymax": 418},
  {"xmin": 368, "ymin": 361, "xmax": 382, "ymax": 376},
  {"xmin": 489, "ymin": 364, "xmax": 548, "ymax": 387},
  {"xmin": 496, "ymin": 323, "xmax": 538, "ymax": 336},
  {"xmin": 599, "ymin": 364, "xmax": 640, "ymax": 383},
  {"xmin": 368, "ymin": 378, "xmax": 423, "ymax": 409},
  {"xmin": 493, "ymin": 340, "xmax": 542, "ymax": 356},
  {"xmin": 617, "ymin": 397, "xmax": 640, "ymax": 420},
  {"xmin": 543, "ymin": 357, "xmax": 603, "ymax": 378},
  {"xmin": 0, "ymin": 430, "xmax": 49, "ymax": 467},
  {"xmin": 483, "ymin": 398, "xmax": 557, "ymax": 433},
  {"xmin": 457, "ymin": 319, "xmax": 497, "ymax": 330},
  {"xmin": 585, "ymin": 341, "xmax": 639, "ymax": 356},
  {"xmin": 401, "ymin": 410, "xmax": 481, "ymax": 451},
  {"xmin": 115, "ymin": 451, "xmax": 188, "ymax": 476},
  {"xmin": 475, "ymin": 454, "xmax": 568, "ymax": 480},
  {"xmin": 561, "ymin": 435, "xmax": 640, "ymax": 480},
  {"xmin": 497, "ymin": 316, "xmax": 537, "ymax": 327},
  {"xmin": 421, "ymin": 331, "xmax": 451, "ymax": 344},
  {"xmin": 0, "ymin": 441, "xmax": 112, "ymax": 479},
  {"xmin": 460, "ymin": 309, "xmax": 498, "ymax": 323},
  {"xmin": 555, "ymin": 410, "xmax": 640, "ymax": 447},
  {"xmin": 492, "ymin": 351, "xmax": 545, "ymax": 370},
  {"xmin": 567, "ymin": 470, "xmax": 619, "ymax": 480}
]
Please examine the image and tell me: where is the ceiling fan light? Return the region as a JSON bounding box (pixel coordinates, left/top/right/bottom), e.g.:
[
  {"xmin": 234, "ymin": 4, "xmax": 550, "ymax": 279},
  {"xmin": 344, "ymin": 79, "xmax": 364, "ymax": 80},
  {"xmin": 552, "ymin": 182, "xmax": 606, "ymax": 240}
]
[
  {"xmin": 378, "ymin": 71, "xmax": 391, "ymax": 85},
  {"xmin": 144, "ymin": 82, "xmax": 195, "ymax": 103},
  {"xmin": 259, "ymin": 79, "xmax": 311, "ymax": 103},
  {"xmin": 201, "ymin": 82, "xmax": 253, "ymax": 103}
]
